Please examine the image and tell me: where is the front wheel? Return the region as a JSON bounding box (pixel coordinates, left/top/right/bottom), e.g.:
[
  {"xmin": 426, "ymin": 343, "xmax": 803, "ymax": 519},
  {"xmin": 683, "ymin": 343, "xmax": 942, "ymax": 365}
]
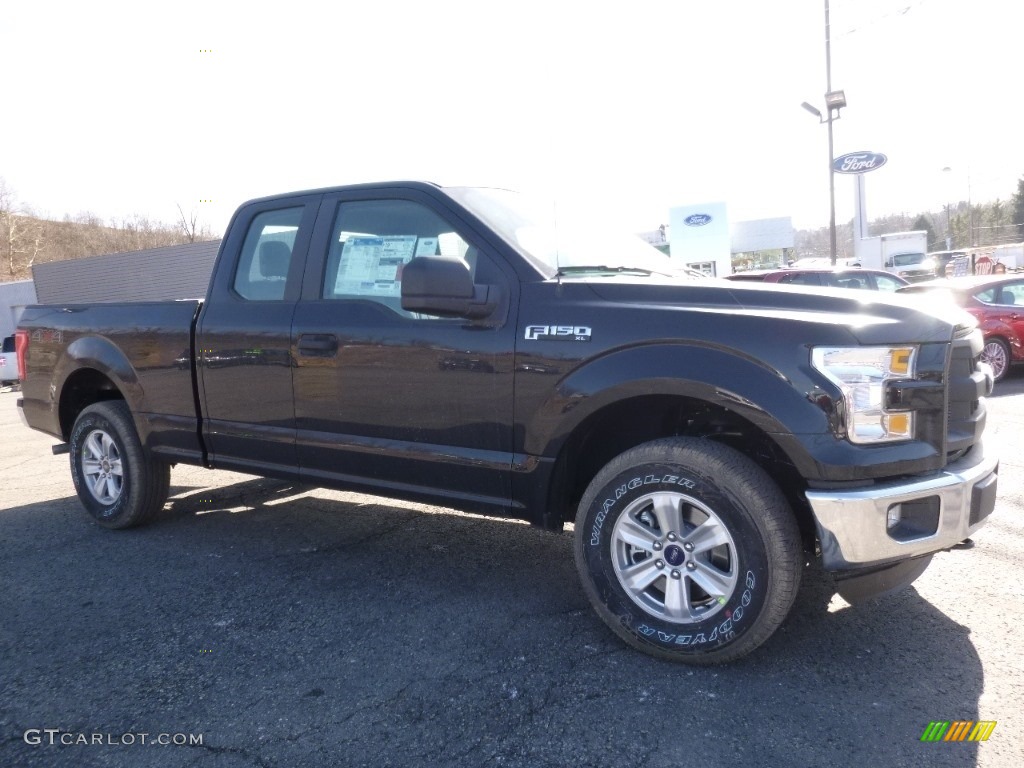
[
  {"xmin": 574, "ymin": 437, "xmax": 802, "ymax": 664},
  {"xmin": 69, "ymin": 401, "xmax": 170, "ymax": 529}
]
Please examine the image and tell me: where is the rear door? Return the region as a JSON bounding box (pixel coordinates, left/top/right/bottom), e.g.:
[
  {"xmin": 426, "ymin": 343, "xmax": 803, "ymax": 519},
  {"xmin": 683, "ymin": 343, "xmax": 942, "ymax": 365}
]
[
  {"xmin": 993, "ymin": 280, "xmax": 1024, "ymax": 359},
  {"xmin": 196, "ymin": 195, "xmax": 320, "ymax": 476}
]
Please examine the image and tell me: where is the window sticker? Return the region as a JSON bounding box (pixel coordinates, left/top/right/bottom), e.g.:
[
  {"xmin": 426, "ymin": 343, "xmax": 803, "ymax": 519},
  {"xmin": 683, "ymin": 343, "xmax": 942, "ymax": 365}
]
[
  {"xmin": 415, "ymin": 237, "xmax": 438, "ymax": 257},
  {"xmin": 334, "ymin": 235, "xmax": 417, "ymax": 297}
]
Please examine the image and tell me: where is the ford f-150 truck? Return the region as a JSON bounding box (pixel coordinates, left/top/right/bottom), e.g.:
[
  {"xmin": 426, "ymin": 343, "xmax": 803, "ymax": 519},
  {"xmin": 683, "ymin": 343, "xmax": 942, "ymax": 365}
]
[{"xmin": 15, "ymin": 182, "xmax": 999, "ymax": 663}]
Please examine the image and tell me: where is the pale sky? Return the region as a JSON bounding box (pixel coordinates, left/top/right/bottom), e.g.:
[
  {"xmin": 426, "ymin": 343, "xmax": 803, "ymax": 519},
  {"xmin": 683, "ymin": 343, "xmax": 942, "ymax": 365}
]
[{"xmin": 2, "ymin": 0, "xmax": 1021, "ymax": 236}]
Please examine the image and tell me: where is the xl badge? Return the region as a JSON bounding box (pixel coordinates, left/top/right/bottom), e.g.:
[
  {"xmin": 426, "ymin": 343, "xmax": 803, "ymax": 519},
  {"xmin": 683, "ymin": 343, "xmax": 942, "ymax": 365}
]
[{"xmin": 525, "ymin": 325, "xmax": 592, "ymax": 342}]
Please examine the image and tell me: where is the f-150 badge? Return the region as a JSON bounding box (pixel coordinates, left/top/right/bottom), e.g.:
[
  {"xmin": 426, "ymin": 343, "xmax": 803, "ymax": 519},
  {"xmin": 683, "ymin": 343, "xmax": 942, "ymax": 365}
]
[{"xmin": 524, "ymin": 325, "xmax": 592, "ymax": 341}]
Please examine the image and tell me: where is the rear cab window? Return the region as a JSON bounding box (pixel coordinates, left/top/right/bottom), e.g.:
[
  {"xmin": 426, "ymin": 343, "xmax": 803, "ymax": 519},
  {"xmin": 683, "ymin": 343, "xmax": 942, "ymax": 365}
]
[{"xmin": 233, "ymin": 208, "xmax": 304, "ymax": 301}]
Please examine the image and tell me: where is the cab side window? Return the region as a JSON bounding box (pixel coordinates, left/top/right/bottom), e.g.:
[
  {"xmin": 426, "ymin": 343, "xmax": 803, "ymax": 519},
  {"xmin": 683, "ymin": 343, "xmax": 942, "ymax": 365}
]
[
  {"xmin": 872, "ymin": 274, "xmax": 904, "ymax": 292},
  {"xmin": 779, "ymin": 273, "xmax": 822, "ymax": 286},
  {"xmin": 233, "ymin": 207, "xmax": 303, "ymax": 301},
  {"xmin": 827, "ymin": 275, "xmax": 865, "ymax": 290},
  {"xmin": 997, "ymin": 282, "xmax": 1024, "ymax": 305},
  {"xmin": 322, "ymin": 199, "xmax": 483, "ymax": 318},
  {"xmin": 975, "ymin": 287, "xmax": 997, "ymax": 304}
]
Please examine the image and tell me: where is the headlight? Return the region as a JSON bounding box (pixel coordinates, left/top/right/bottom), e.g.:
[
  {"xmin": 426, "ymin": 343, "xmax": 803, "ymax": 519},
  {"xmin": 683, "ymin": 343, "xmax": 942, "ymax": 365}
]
[{"xmin": 811, "ymin": 346, "xmax": 917, "ymax": 444}]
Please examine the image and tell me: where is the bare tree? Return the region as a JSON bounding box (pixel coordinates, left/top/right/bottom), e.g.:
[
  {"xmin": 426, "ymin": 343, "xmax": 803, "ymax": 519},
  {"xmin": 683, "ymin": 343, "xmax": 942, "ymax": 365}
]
[
  {"xmin": 0, "ymin": 177, "xmax": 44, "ymax": 278},
  {"xmin": 177, "ymin": 203, "xmax": 200, "ymax": 243}
]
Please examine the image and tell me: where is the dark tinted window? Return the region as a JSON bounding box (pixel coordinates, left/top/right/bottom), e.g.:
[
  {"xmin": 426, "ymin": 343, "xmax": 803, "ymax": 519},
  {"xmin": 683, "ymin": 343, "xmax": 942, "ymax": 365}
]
[
  {"xmin": 824, "ymin": 274, "xmax": 867, "ymax": 290},
  {"xmin": 778, "ymin": 273, "xmax": 822, "ymax": 286}
]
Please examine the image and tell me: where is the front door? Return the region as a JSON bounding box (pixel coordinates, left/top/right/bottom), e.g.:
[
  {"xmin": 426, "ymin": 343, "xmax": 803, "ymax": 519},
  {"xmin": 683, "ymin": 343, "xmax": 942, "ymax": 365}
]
[{"xmin": 290, "ymin": 190, "xmax": 518, "ymax": 513}]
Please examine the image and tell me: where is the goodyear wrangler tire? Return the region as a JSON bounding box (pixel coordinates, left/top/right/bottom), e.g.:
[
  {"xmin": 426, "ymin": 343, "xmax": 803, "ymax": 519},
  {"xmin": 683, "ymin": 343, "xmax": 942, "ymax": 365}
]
[
  {"xmin": 574, "ymin": 437, "xmax": 802, "ymax": 664},
  {"xmin": 69, "ymin": 401, "xmax": 170, "ymax": 529}
]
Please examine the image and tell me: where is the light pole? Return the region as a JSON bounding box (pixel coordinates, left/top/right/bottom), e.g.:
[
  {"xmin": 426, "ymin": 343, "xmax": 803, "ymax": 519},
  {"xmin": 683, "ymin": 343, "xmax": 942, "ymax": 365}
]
[
  {"xmin": 801, "ymin": 1, "xmax": 846, "ymax": 265},
  {"xmin": 942, "ymin": 166, "xmax": 953, "ymax": 249}
]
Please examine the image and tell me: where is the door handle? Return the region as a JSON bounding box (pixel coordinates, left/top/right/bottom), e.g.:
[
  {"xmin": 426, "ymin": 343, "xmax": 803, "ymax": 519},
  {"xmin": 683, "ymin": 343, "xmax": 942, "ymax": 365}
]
[{"xmin": 297, "ymin": 334, "xmax": 338, "ymax": 356}]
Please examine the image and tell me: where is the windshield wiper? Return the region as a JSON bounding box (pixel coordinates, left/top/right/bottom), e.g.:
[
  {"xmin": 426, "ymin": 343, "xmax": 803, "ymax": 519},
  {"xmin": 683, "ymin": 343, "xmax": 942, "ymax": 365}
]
[{"xmin": 556, "ymin": 265, "xmax": 665, "ymax": 277}]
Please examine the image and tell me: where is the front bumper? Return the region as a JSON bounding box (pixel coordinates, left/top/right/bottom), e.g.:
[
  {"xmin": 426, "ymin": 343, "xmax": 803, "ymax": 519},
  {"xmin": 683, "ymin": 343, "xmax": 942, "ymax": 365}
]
[{"xmin": 806, "ymin": 442, "xmax": 998, "ymax": 570}]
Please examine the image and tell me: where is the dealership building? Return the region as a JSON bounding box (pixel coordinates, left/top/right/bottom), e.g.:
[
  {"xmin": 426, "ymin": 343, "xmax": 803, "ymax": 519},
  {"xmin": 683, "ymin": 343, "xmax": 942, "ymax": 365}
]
[{"xmin": 640, "ymin": 203, "xmax": 795, "ymax": 276}]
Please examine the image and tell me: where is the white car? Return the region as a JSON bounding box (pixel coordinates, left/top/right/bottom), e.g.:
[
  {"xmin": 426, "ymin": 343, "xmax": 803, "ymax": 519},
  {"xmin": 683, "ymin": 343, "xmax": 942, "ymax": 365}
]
[{"xmin": 0, "ymin": 335, "xmax": 20, "ymax": 385}]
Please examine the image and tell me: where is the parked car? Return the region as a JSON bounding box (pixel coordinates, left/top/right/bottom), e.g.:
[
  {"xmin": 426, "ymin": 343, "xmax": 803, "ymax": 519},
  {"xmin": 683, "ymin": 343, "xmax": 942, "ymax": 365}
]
[
  {"xmin": 790, "ymin": 257, "xmax": 861, "ymax": 268},
  {"xmin": 899, "ymin": 275, "xmax": 1024, "ymax": 381},
  {"xmin": 725, "ymin": 267, "xmax": 909, "ymax": 292},
  {"xmin": 0, "ymin": 334, "xmax": 22, "ymax": 385}
]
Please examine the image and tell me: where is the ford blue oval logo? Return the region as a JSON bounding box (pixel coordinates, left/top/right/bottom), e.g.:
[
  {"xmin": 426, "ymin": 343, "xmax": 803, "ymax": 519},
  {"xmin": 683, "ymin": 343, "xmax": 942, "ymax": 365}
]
[
  {"xmin": 684, "ymin": 214, "xmax": 713, "ymax": 226},
  {"xmin": 832, "ymin": 151, "xmax": 888, "ymax": 174}
]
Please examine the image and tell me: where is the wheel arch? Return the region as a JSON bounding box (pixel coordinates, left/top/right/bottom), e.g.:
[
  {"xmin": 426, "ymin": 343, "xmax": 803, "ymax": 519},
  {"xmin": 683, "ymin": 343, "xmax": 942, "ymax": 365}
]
[
  {"xmin": 524, "ymin": 344, "xmax": 831, "ymax": 535},
  {"xmin": 541, "ymin": 392, "xmax": 817, "ymax": 549},
  {"xmin": 55, "ymin": 336, "xmax": 140, "ymax": 439}
]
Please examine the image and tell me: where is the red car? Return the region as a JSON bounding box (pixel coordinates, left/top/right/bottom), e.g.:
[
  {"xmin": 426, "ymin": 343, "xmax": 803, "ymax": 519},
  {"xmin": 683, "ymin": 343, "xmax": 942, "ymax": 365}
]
[
  {"xmin": 899, "ymin": 275, "xmax": 1024, "ymax": 381},
  {"xmin": 725, "ymin": 267, "xmax": 909, "ymax": 292}
]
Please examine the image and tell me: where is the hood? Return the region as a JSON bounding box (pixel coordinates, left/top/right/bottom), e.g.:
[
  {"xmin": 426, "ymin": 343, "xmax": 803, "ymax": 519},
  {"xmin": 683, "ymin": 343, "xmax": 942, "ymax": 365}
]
[{"xmin": 576, "ymin": 276, "xmax": 975, "ymax": 345}]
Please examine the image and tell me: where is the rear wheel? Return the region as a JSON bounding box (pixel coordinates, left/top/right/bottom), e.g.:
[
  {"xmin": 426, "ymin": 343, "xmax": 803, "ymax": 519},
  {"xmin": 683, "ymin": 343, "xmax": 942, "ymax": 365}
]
[
  {"xmin": 574, "ymin": 437, "xmax": 802, "ymax": 664},
  {"xmin": 70, "ymin": 401, "xmax": 170, "ymax": 529},
  {"xmin": 982, "ymin": 337, "xmax": 1011, "ymax": 382}
]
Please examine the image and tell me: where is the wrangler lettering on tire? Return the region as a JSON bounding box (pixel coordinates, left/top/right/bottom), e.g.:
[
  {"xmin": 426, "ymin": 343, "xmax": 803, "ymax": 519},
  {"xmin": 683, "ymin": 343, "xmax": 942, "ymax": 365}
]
[{"xmin": 573, "ymin": 437, "xmax": 802, "ymax": 664}]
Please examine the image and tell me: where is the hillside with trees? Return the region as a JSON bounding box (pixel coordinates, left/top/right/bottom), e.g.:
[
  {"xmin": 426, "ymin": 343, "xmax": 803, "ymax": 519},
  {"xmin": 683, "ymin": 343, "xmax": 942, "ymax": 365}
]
[{"xmin": 1, "ymin": 177, "xmax": 215, "ymax": 282}]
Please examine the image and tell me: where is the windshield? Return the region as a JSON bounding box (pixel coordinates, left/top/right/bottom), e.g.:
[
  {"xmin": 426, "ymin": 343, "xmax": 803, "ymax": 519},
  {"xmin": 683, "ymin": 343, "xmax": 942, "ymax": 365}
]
[
  {"xmin": 892, "ymin": 252, "xmax": 926, "ymax": 267},
  {"xmin": 445, "ymin": 186, "xmax": 675, "ymax": 277}
]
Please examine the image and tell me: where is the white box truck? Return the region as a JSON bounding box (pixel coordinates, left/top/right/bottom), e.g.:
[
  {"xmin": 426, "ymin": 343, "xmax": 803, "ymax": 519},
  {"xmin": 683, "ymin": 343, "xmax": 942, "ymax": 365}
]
[{"xmin": 855, "ymin": 231, "xmax": 931, "ymax": 281}]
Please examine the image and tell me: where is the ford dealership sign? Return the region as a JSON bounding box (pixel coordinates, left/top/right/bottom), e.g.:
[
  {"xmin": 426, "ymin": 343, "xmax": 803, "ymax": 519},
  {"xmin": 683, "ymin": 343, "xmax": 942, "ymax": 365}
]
[
  {"xmin": 684, "ymin": 213, "xmax": 713, "ymax": 227},
  {"xmin": 832, "ymin": 151, "xmax": 887, "ymax": 174}
]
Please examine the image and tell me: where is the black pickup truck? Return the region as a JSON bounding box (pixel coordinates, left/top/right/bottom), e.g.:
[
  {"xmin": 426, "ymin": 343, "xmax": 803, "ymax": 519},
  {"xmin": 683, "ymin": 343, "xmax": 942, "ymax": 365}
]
[{"xmin": 15, "ymin": 182, "xmax": 999, "ymax": 663}]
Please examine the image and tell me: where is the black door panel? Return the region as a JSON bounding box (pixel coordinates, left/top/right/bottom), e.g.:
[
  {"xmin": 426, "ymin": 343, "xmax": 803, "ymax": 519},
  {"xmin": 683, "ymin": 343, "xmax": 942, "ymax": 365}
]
[
  {"xmin": 197, "ymin": 196, "xmax": 320, "ymax": 474},
  {"xmin": 291, "ymin": 191, "xmax": 518, "ymax": 511}
]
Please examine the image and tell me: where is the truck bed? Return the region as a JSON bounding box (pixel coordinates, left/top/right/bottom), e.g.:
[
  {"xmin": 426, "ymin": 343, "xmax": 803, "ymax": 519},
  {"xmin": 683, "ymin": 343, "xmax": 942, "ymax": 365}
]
[{"xmin": 17, "ymin": 301, "xmax": 202, "ymax": 460}]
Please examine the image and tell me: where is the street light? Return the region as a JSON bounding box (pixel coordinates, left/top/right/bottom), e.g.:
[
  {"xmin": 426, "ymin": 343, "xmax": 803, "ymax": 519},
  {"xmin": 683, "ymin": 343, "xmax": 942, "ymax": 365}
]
[
  {"xmin": 942, "ymin": 166, "xmax": 953, "ymax": 249},
  {"xmin": 801, "ymin": 1, "xmax": 845, "ymax": 265},
  {"xmin": 802, "ymin": 88, "xmax": 846, "ymax": 265},
  {"xmin": 942, "ymin": 166, "xmax": 974, "ymax": 248}
]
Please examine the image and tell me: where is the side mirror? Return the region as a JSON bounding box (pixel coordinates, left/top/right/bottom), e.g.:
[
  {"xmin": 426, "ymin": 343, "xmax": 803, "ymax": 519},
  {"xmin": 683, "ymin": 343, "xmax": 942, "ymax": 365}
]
[
  {"xmin": 401, "ymin": 256, "xmax": 498, "ymax": 319},
  {"xmin": 885, "ymin": 258, "xmax": 893, "ymax": 268}
]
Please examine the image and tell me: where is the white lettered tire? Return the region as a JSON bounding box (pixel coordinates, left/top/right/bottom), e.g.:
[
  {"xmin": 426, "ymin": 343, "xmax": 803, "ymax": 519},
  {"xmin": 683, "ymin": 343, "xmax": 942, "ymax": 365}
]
[{"xmin": 574, "ymin": 437, "xmax": 802, "ymax": 663}]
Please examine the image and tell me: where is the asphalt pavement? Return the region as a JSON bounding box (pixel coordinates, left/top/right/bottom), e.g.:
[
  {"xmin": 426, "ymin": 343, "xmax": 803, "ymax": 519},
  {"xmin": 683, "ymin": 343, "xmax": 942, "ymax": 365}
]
[{"xmin": 1, "ymin": 375, "xmax": 1022, "ymax": 768}]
